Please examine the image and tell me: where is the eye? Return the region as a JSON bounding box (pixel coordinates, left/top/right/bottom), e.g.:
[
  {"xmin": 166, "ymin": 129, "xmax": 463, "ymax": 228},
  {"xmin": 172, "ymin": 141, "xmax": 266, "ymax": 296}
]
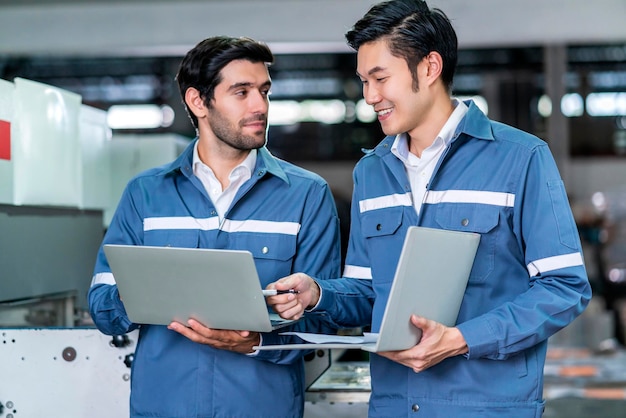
[
  {"xmin": 376, "ymin": 77, "xmax": 388, "ymax": 83},
  {"xmin": 261, "ymin": 88, "xmax": 271, "ymax": 97}
]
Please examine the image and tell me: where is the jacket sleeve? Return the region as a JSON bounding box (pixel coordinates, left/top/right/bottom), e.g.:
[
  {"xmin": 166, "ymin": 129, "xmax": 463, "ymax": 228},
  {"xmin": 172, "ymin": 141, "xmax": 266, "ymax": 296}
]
[
  {"xmin": 457, "ymin": 144, "xmax": 592, "ymax": 359},
  {"xmin": 88, "ymin": 181, "xmax": 144, "ymax": 336}
]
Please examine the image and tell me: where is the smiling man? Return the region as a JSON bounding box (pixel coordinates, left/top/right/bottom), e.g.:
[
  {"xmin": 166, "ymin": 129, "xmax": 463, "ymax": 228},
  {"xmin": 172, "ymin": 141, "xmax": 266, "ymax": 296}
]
[
  {"xmin": 268, "ymin": 1, "xmax": 592, "ymax": 417},
  {"xmin": 88, "ymin": 36, "xmax": 341, "ymax": 418}
]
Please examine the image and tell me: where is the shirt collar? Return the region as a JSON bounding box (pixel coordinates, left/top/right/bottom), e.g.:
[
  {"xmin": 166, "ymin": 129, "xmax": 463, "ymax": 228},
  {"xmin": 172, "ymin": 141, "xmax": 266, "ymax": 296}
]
[
  {"xmin": 192, "ymin": 141, "xmax": 257, "ymax": 178},
  {"xmin": 160, "ymin": 138, "xmax": 290, "ymax": 186}
]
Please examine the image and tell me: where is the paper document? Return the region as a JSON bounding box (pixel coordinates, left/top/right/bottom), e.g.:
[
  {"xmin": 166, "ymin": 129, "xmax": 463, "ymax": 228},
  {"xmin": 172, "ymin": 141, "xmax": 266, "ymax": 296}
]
[{"xmin": 283, "ymin": 332, "xmax": 379, "ymax": 344}]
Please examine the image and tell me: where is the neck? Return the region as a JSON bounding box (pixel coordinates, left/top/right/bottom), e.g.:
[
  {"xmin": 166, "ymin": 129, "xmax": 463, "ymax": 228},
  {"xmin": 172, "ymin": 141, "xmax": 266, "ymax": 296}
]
[
  {"xmin": 197, "ymin": 138, "xmax": 250, "ymax": 189},
  {"xmin": 407, "ymin": 97, "xmax": 454, "ymax": 158}
]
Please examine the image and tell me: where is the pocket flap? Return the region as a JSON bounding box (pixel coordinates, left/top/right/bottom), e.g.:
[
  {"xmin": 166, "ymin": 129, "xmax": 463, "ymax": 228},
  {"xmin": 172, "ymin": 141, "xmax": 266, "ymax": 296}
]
[
  {"xmin": 434, "ymin": 204, "xmax": 499, "ymax": 234},
  {"xmin": 361, "ymin": 207, "xmax": 404, "ymax": 237}
]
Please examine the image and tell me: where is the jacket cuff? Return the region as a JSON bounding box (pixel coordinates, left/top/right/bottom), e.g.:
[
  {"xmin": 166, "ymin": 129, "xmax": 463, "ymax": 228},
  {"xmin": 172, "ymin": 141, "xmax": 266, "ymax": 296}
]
[
  {"xmin": 457, "ymin": 318, "xmax": 499, "ymax": 359},
  {"xmin": 310, "ymin": 279, "xmax": 337, "ymax": 314}
]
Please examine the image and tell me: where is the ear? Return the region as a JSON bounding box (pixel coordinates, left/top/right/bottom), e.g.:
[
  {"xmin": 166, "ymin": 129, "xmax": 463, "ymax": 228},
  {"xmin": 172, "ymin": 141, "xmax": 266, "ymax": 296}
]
[
  {"xmin": 423, "ymin": 52, "xmax": 443, "ymax": 86},
  {"xmin": 184, "ymin": 87, "xmax": 207, "ymax": 118}
]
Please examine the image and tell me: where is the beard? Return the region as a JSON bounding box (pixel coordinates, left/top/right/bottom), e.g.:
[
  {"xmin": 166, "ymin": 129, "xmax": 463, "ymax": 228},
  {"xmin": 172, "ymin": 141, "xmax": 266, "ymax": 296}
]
[{"xmin": 207, "ymin": 106, "xmax": 267, "ymax": 151}]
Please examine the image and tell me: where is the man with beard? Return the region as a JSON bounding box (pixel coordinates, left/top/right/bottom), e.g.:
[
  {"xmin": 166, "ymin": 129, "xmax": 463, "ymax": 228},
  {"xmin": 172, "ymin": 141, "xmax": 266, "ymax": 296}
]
[{"xmin": 88, "ymin": 36, "xmax": 341, "ymax": 418}]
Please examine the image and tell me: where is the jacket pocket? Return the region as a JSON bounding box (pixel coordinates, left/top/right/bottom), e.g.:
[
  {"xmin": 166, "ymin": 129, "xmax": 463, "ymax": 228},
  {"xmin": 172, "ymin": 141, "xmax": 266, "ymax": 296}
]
[
  {"xmin": 434, "ymin": 204, "xmax": 500, "ymax": 283},
  {"xmin": 361, "ymin": 207, "xmax": 405, "ymax": 284},
  {"xmin": 230, "ymin": 233, "xmax": 297, "ymax": 284},
  {"xmin": 233, "ymin": 233, "xmax": 297, "ymax": 261},
  {"xmin": 361, "ymin": 206, "xmax": 404, "ymax": 238},
  {"xmin": 548, "ymin": 180, "xmax": 579, "ymax": 250}
]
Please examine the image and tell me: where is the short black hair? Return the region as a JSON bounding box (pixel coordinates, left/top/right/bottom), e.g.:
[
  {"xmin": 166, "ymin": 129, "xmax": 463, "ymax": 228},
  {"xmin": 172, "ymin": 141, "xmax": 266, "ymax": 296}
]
[
  {"xmin": 345, "ymin": 0, "xmax": 457, "ymax": 91},
  {"xmin": 175, "ymin": 36, "xmax": 274, "ymax": 129}
]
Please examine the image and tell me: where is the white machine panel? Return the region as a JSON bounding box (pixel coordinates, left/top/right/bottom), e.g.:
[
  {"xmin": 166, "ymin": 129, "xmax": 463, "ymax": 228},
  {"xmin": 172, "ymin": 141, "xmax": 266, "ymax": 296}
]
[{"xmin": 0, "ymin": 328, "xmax": 136, "ymax": 418}]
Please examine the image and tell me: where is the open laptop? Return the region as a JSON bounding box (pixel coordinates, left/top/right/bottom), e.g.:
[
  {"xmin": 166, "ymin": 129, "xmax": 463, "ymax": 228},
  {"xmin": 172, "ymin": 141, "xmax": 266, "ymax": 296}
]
[
  {"xmin": 103, "ymin": 245, "xmax": 297, "ymax": 332},
  {"xmin": 254, "ymin": 226, "xmax": 480, "ymax": 352}
]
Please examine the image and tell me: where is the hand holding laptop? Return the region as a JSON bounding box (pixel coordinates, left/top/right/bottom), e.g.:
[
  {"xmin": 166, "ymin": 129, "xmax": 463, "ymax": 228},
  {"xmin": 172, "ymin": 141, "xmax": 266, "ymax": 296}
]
[
  {"xmin": 376, "ymin": 314, "xmax": 469, "ymax": 373},
  {"xmin": 168, "ymin": 318, "xmax": 262, "ymax": 355}
]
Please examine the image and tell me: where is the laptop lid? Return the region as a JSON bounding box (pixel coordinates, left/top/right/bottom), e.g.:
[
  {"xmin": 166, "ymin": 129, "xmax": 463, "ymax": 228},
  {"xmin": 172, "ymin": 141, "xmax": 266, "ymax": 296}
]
[
  {"xmin": 103, "ymin": 244, "xmax": 293, "ymax": 332},
  {"xmin": 369, "ymin": 226, "xmax": 480, "ymax": 351}
]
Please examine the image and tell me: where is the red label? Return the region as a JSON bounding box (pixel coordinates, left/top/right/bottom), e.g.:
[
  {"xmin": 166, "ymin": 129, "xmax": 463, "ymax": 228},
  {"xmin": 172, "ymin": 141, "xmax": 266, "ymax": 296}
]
[{"xmin": 0, "ymin": 120, "xmax": 9, "ymax": 161}]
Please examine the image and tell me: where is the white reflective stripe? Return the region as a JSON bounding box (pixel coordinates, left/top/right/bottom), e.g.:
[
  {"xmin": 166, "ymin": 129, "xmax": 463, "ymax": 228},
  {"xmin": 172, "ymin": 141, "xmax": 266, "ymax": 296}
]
[
  {"xmin": 343, "ymin": 265, "xmax": 372, "ymax": 280},
  {"xmin": 143, "ymin": 217, "xmax": 300, "ymax": 235},
  {"xmin": 144, "ymin": 216, "xmax": 219, "ymax": 231},
  {"xmin": 424, "ymin": 190, "xmax": 515, "ymax": 207},
  {"xmin": 91, "ymin": 272, "xmax": 116, "ymax": 286},
  {"xmin": 527, "ymin": 252, "xmax": 584, "ymax": 276},
  {"xmin": 359, "ymin": 193, "xmax": 412, "ymax": 213},
  {"xmin": 221, "ymin": 219, "xmax": 301, "ymax": 235}
]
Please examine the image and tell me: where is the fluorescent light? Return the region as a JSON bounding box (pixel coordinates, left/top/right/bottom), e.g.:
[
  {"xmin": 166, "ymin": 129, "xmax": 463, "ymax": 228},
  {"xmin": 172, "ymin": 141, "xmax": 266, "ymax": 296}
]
[
  {"xmin": 586, "ymin": 92, "xmax": 626, "ymax": 116},
  {"xmin": 268, "ymin": 100, "xmax": 301, "ymax": 126},
  {"xmin": 269, "ymin": 100, "xmax": 347, "ymax": 125},
  {"xmin": 107, "ymin": 104, "xmax": 174, "ymax": 129},
  {"xmin": 538, "ymin": 95, "xmax": 552, "ymax": 118},
  {"xmin": 304, "ymin": 100, "xmax": 346, "ymax": 124},
  {"xmin": 561, "ymin": 93, "xmax": 584, "ymax": 117},
  {"xmin": 355, "ymin": 99, "xmax": 377, "ymax": 123}
]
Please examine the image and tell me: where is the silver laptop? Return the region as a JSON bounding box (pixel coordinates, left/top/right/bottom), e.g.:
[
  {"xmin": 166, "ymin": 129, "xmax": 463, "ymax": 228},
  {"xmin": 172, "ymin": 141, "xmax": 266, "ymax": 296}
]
[
  {"xmin": 103, "ymin": 245, "xmax": 296, "ymax": 332},
  {"xmin": 254, "ymin": 226, "xmax": 480, "ymax": 352}
]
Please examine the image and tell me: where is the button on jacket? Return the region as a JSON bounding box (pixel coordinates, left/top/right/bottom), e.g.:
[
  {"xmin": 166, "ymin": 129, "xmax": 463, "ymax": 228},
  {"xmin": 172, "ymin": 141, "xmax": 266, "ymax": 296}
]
[
  {"xmin": 89, "ymin": 139, "xmax": 341, "ymax": 418},
  {"xmin": 315, "ymin": 100, "xmax": 592, "ymax": 417}
]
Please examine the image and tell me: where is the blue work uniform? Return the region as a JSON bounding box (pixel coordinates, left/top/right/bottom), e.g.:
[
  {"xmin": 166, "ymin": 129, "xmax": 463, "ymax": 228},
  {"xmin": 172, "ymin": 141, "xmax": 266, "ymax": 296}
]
[
  {"xmin": 315, "ymin": 100, "xmax": 592, "ymax": 417},
  {"xmin": 89, "ymin": 139, "xmax": 341, "ymax": 418}
]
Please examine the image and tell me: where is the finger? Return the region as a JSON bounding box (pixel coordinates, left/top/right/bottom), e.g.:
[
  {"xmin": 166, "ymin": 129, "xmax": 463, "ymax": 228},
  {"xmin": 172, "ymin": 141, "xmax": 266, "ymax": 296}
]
[
  {"xmin": 279, "ymin": 304, "xmax": 305, "ymax": 320},
  {"xmin": 274, "ymin": 275, "xmax": 302, "ymax": 291},
  {"xmin": 265, "ymin": 276, "xmax": 295, "ymax": 292},
  {"xmin": 282, "ymin": 273, "xmax": 314, "ymax": 292},
  {"xmin": 187, "ymin": 319, "xmax": 214, "ymax": 335},
  {"xmin": 266, "ymin": 293, "xmax": 297, "ymax": 305},
  {"xmin": 411, "ymin": 314, "xmax": 431, "ymax": 330},
  {"xmin": 168, "ymin": 321, "xmax": 200, "ymax": 341},
  {"xmin": 269, "ymin": 297, "xmax": 300, "ymax": 313},
  {"xmin": 236, "ymin": 330, "xmax": 251, "ymax": 338}
]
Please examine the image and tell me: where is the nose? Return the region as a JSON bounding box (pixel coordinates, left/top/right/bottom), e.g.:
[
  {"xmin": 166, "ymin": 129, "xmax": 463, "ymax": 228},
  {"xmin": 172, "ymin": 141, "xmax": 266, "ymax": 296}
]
[
  {"xmin": 363, "ymin": 84, "xmax": 381, "ymax": 106},
  {"xmin": 250, "ymin": 90, "xmax": 269, "ymax": 113}
]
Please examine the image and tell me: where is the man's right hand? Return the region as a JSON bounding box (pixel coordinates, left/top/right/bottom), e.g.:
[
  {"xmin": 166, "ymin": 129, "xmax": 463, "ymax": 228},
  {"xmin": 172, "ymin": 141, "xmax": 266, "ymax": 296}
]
[{"xmin": 265, "ymin": 273, "xmax": 320, "ymax": 320}]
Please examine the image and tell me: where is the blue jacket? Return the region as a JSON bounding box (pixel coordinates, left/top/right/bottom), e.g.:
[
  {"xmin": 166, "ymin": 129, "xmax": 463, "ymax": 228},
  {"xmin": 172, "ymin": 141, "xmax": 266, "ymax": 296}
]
[
  {"xmin": 89, "ymin": 140, "xmax": 341, "ymax": 418},
  {"xmin": 315, "ymin": 101, "xmax": 592, "ymax": 417}
]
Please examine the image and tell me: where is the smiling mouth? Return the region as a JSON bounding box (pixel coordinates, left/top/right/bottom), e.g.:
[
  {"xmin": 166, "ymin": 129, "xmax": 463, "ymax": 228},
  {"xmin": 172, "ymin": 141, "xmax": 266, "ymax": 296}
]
[{"xmin": 376, "ymin": 108, "xmax": 393, "ymax": 117}]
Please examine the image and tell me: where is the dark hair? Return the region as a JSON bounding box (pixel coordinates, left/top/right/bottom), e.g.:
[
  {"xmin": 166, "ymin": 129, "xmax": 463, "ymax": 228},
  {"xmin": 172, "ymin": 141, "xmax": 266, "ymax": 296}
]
[
  {"xmin": 345, "ymin": 0, "xmax": 457, "ymax": 91},
  {"xmin": 175, "ymin": 36, "xmax": 274, "ymax": 129}
]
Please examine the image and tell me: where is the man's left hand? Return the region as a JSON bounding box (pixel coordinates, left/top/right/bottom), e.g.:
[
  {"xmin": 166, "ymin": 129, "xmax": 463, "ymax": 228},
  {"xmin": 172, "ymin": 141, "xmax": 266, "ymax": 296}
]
[
  {"xmin": 378, "ymin": 315, "xmax": 468, "ymax": 373},
  {"xmin": 168, "ymin": 319, "xmax": 260, "ymax": 354}
]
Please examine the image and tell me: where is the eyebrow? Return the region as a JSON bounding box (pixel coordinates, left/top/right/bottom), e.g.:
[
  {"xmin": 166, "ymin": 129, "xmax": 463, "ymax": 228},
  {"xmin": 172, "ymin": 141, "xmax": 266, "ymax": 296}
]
[
  {"xmin": 356, "ymin": 66, "xmax": 387, "ymax": 78},
  {"xmin": 226, "ymin": 80, "xmax": 272, "ymax": 92}
]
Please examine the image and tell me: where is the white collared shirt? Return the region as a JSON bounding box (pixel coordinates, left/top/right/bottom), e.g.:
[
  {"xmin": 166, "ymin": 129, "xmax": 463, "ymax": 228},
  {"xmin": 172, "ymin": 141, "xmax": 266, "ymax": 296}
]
[
  {"xmin": 391, "ymin": 99, "xmax": 468, "ymax": 215},
  {"xmin": 192, "ymin": 143, "xmax": 257, "ymax": 221}
]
